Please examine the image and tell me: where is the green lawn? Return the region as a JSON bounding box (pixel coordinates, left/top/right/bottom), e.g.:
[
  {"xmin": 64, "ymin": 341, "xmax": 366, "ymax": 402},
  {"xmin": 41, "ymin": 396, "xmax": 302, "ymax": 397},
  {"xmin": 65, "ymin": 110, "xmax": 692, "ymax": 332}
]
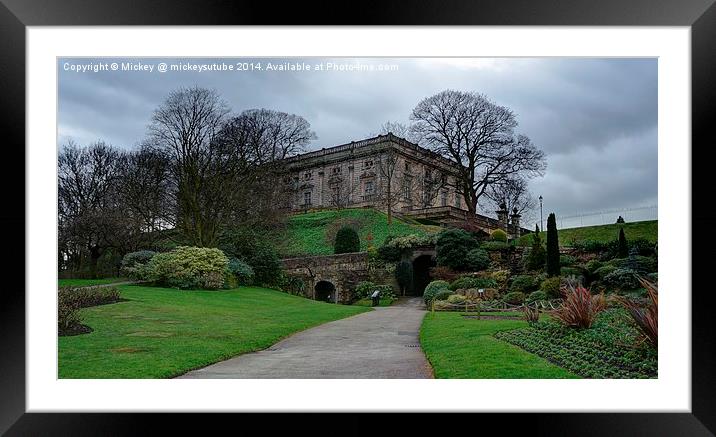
[
  {"xmin": 277, "ymin": 208, "xmax": 439, "ymax": 257},
  {"xmin": 420, "ymin": 311, "xmax": 578, "ymax": 378},
  {"xmin": 59, "ymin": 277, "xmax": 128, "ymax": 287},
  {"xmin": 59, "ymin": 285, "xmax": 369, "ymax": 378},
  {"xmin": 517, "ymin": 220, "xmax": 657, "ymax": 247}
]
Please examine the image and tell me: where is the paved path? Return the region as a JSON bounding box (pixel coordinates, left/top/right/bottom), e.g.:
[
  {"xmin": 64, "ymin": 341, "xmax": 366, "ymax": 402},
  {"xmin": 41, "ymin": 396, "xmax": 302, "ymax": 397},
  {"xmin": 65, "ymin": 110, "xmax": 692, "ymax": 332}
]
[{"xmin": 177, "ymin": 297, "xmax": 433, "ymax": 379}]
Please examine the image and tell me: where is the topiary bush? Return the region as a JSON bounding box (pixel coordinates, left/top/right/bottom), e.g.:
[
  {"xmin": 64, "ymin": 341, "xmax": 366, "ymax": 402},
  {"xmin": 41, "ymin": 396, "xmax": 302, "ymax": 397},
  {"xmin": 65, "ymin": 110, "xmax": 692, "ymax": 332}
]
[
  {"xmin": 334, "ymin": 226, "xmax": 360, "ymax": 254},
  {"xmin": 539, "ymin": 276, "xmax": 562, "ymax": 298},
  {"xmin": 510, "ymin": 274, "xmax": 538, "ymax": 294},
  {"xmin": 436, "ymin": 228, "xmax": 477, "ymax": 270},
  {"xmin": 490, "ymin": 229, "xmax": 508, "ymax": 242},
  {"xmin": 145, "ymin": 246, "xmax": 229, "ymax": 290},
  {"xmin": 449, "ymin": 276, "xmax": 498, "ymax": 291},
  {"xmin": 465, "ymin": 248, "xmax": 491, "ymax": 271},
  {"xmin": 546, "ymin": 213, "xmax": 560, "ymax": 276},
  {"xmin": 526, "ymin": 290, "xmax": 549, "ymax": 304},
  {"xmin": 120, "ymin": 250, "xmax": 156, "ymax": 279},
  {"xmin": 423, "ymin": 280, "xmax": 451, "ymax": 305},
  {"xmin": 502, "ymin": 291, "xmax": 526, "ymax": 305},
  {"xmin": 227, "ymin": 257, "xmax": 254, "ymax": 286}
]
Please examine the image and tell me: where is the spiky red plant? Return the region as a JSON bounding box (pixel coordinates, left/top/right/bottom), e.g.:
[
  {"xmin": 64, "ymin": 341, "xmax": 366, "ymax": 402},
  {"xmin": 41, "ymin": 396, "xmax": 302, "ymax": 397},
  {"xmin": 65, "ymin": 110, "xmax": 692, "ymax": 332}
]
[
  {"xmin": 523, "ymin": 305, "xmax": 540, "ymax": 324},
  {"xmin": 615, "ymin": 276, "xmax": 658, "ymax": 347},
  {"xmin": 551, "ymin": 281, "xmax": 606, "ymax": 329}
]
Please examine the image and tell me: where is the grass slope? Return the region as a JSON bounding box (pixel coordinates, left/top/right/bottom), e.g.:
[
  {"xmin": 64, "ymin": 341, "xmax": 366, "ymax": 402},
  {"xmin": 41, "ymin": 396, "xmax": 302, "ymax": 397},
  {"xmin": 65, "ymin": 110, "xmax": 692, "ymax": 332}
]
[
  {"xmin": 278, "ymin": 208, "xmax": 439, "ymax": 257},
  {"xmin": 59, "ymin": 277, "xmax": 127, "ymax": 287},
  {"xmin": 517, "ymin": 220, "xmax": 657, "ymax": 247},
  {"xmin": 420, "ymin": 312, "xmax": 578, "ymax": 378},
  {"xmin": 59, "ymin": 285, "xmax": 369, "ymax": 378}
]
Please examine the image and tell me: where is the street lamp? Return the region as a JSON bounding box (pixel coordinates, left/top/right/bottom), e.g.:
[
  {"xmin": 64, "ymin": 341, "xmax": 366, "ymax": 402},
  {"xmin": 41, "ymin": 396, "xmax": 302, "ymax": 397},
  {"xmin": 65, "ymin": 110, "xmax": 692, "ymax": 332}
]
[{"xmin": 539, "ymin": 195, "xmax": 543, "ymax": 232}]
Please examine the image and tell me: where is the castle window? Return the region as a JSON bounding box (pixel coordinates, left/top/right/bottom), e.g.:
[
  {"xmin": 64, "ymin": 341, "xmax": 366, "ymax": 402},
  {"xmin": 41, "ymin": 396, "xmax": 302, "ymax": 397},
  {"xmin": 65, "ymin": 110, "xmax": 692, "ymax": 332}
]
[
  {"xmin": 404, "ymin": 161, "xmax": 412, "ymax": 172},
  {"xmin": 304, "ymin": 171, "xmax": 312, "ymax": 180},
  {"xmin": 425, "ymin": 168, "xmax": 432, "ymax": 180},
  {"xmin": 365, "ymin": 181, "xmax": 374, "ymax": 195},
  {"xmin": 331, "ymin": 186, "xmax": 341, "ymax": 204},
  {"xmin": 332, "ymin": 166, "xmax": 341, "ymax": 174},
  {"xmin": 303, "ymin": 191, "xmax": 312, "ymax": 205},
  {"xmin": 441, "ymin": 190, "xmax": 448, "ymax": 207},
  {"xmin": 364, "ymin": 160, "xmax": 374, "ymax": 170},
  {"xmin": 455, "ymin": 193, "xmax": 461, "ymax": 208}
]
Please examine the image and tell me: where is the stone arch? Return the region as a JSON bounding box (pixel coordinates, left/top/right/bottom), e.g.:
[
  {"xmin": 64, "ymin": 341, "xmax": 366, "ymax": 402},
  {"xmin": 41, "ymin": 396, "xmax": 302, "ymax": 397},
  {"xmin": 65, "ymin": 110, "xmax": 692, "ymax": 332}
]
[
  {"xmin": 314, "ymin": 280, "xmax": 337, "ymax": 303},
  {"xmin": 412, "ymin": 254, "xmax": 436, "ymax": 296}
]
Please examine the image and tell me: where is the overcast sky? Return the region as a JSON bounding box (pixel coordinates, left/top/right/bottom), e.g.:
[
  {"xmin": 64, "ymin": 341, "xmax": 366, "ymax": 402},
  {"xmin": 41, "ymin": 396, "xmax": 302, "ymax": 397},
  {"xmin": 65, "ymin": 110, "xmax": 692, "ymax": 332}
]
[{"xmin": 58, "ymin": 57, "xmax": 657, "ymax": 227}]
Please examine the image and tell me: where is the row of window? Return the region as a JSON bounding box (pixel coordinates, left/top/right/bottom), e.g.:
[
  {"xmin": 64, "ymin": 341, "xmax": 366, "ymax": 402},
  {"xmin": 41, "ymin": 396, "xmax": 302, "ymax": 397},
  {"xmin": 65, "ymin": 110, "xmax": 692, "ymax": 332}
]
[
  {"xmin": 302, "ymin": 184, "xmax": 461, "ymax": 207},
  {"xmin": 301, "ymin": 160, "xmax": 444, "ymax": 181}
]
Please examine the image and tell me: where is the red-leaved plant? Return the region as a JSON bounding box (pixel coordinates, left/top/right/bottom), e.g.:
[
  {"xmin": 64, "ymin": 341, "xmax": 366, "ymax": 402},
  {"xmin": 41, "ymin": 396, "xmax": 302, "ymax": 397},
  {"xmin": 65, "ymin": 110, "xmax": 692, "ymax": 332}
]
[
  {"xmin": 551, "ymin": 280, "xmax": 606, "ymax": 329},
  {"xmin": 614, "ymin": 276, "xmax": 658, "ymax": 347}
]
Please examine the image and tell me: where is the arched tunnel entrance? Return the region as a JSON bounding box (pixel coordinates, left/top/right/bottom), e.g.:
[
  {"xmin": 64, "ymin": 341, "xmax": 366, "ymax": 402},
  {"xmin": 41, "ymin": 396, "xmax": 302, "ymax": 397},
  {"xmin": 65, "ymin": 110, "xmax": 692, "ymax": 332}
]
[
  {"xmin": 314, "ymin": 280, "xmax": 336, "ymax": 303},
  {"xmin": 412, "ymin": 255, "xmax": 436, "ymax": 296}
]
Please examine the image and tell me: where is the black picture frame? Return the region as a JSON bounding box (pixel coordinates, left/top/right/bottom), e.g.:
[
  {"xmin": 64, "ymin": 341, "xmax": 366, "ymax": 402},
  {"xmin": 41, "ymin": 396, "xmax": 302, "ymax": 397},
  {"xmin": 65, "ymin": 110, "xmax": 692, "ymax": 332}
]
[{"xmin": 2, "ymin": 0, "xmax": 714, "ymax": 434}]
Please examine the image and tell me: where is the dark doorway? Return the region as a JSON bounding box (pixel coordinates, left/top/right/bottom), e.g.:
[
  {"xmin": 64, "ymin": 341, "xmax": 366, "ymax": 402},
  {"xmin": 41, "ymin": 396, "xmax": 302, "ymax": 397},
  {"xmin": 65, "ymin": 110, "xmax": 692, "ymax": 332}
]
[
  {"xmin": 412, "ymin": 255, "xmax": 435, "ymax": 296},
  {"xmin": 314, "ymin": 280, "xmax": 336, "ymax": 303}
]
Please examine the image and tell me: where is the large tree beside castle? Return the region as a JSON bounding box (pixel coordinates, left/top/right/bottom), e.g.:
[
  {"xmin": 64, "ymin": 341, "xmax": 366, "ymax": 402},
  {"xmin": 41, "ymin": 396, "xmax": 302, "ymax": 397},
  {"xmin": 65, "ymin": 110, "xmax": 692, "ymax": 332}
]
[{"xmin": 409, "ymin": 90, "xmax": 546, "ymax": 215}]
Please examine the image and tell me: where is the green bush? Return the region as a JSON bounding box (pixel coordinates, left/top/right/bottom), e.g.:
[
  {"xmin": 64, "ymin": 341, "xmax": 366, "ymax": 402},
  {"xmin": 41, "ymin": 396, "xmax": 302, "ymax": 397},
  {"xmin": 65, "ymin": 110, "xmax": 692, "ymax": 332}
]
[
  {"xmin": 447, "ymin": 294, "xmax": 467, "ymax": 304},
  {"xmin": 120, "ymin": 250, "xmax": 156, "ymax": 279},
  {"xmin": 334, "ymin": 226, "xmax": 360, "ymax": 254},
  {"xmin": 423, "ymin": 280, "xmax": 451, "ymax": 305},
  {"xmin": 434, "ymin": 289, "xmax": 454, "ymax": 301},
  {"xmin": 227, "ymin": 257, "xmax": 254, "ymax": 286},
  {"xmin": 465, "ymin": 248, "xmax": 491, "ymax": 271},
  {"xmin": 145, "ymin": 246, "xmax": 229, "ymax": 290},
  {"xmin": 607, "ymin": 256, "xmax": 657, "ymax": 273},
  {"xmin": 629, "ymin": 238, "xmax": 657, "ymax": 256},
  {"xmin": 218, "ymin": 229, "xmax": 283, "ymax": 286},
  {"xmin": 377, "ymin": 243, "xmax": 403, "ymax": 262},
  {"xmin": 526, "ymin": 290, "xmax": 549, "ymax": 304},
  {"xmin": 436, "ymin": 229, "xmax": 477, "ymax": 270},
  {"xmin": 594, "ymin": 265, "xmax": 618, "ymax": 280},
  {"xmin": 354, "ymin": 281, "xmax": 395, "ymax": 300},
  {"xmin": 526, "ymin": 224, "xmax": 546, "ymax": 271},
  {"xmin": 618, "ymin": 228, "xmax": 628, "ymax": 258},
  {"xmin": 58, "ymin": 286, "xmax": 122, "ymax": 336},
  {"xmin": 502, "ymin": 291, "xmax": 526, "ymax": 305},
  {"xmin": 395, "ymin": 260, "xmax": 413, "ymax": 295},
  {"xmin": 603, "ymin": 268, "xmax": 641, "ymax": 290},
  {"xmin": 560, "ymin": 254, "xmax": 577, "ymax": 267},
  {"xmin": 585, "ymin": 259, "xmax": 604, "ymax": 274},
  {"xmin": 449, "ymin": 276, "xmax": 498, "ymax": 291},
  {"xmin": 546, "ymin": 213, "xmax": 560, "ymax": 276},
  {"xmin": 481, "ymin": 241, "xmax": 510, "ymax": 251},
  {"xmin": 539, "ymin": 276, "xmax": 562, "ymax": 298},
  {"xmin": 510, "ymin": 275, "xmax": 538, "ymax": 293},
  {"xmin": 491, "ymin": 270, "xmax": 510, "ymax": 285},
  {"xmin": 490, "ymin": 229, "xmax": 508, "ymax": 242}
]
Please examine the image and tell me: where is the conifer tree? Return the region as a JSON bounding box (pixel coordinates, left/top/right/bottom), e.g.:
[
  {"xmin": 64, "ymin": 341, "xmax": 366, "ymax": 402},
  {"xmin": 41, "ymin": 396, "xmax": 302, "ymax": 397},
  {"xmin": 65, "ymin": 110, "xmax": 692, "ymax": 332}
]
[{"xmin": 546, "ymin": 213, "xmax": 560, "ymax": 277}]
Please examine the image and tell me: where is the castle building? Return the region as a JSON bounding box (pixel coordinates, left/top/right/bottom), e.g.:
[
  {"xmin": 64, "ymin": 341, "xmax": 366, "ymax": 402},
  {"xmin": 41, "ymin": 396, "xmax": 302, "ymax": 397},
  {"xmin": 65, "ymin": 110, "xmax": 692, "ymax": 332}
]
[{"xmin": 283, "ymin": 133, "xmax": 526, "ymax": 238}]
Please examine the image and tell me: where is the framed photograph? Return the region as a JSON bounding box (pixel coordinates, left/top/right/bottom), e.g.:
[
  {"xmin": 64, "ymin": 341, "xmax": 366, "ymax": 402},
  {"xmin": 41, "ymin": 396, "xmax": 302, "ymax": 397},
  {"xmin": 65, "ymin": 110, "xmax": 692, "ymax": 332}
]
[{"xmin": 4, "ymin": 0, "xmax": 715, "ymax": 434}]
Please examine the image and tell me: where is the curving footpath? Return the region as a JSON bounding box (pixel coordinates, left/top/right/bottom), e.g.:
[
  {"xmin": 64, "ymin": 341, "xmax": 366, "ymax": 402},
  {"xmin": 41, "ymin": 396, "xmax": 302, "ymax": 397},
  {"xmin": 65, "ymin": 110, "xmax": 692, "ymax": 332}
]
[{"xmin": 177, "ymin": 297, "xmax": 433, "ymax": 379}]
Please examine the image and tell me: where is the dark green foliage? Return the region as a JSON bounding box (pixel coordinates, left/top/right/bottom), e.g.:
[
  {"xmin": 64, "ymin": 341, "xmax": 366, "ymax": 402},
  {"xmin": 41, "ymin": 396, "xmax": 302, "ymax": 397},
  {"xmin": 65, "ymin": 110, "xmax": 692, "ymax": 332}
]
[
  {"xmin": 490, "ymin": 229, "xmax": 508, "ymax": 242},
  {"xmin": 227, "ymin": 257, "xmax": 255, "ymax": 285},
  {"xmin": 434, "ymin": 289, "xmax": 454, "ymax": 301},
  {"xmin": 560, "ymin": 254, "xmax": 576, "ymax": 267},
  {"xmin": 58, "ymin": 286, "xmax": 122, "ymax": 336},
  {"xmin": 607, "ymin": 255, "xmax": 657, "ymax": 274},
  {"xmin": 594, "ymin": 265, "xmax": 618, "ymax": 280},
  {"xmin": 546, "ymin": 213, "xmax": 560, "ymax": 276},
  {"xmin": 603, "ymin": 268, "xmax": 641, "ymax": 290},
  {"xmin": 526, "ymin": 290, "xmax": 549, "ymax": 304},
  {"xmin": 377, "ymin": 240, "xmax": 403, "ymax": 262},
  {"xmin": 334, "ymin": 226, "xmax": 360, "ymax": 254},
  {"xmin": 481, "ymin": 241, "xmax": 510, "ymax": 251},
  {"xmin": 510, "ymin": 274, "xmax": 538, "ymax": 294},
  {"xmin": 120, "ymin": 250, "xmax": 157, "ymax": 279},
  {"xmin": 395, "ymin": 260, "xmax": 414, "ymax": 295},
  {"xmin": 449, "ymin": 276, "xmax": 498, "ymax": 291},
  {"xmin": 495, "ymin": 308, "xmax": 657, "ymax": 378},
  {"xmin": 218, "ymin": 228, "xmax": 283, "ymax": 286},
  {"xmin": 436, "ymin": 228, "xmax": 477, "ymax": 270},
  {"xmin": 585, "ymin": 259, "xmax": 604, "ymax": 274},
  {"xmin": 354, "ymin": 281, "xmax": 396, "ymax": 300},
  {"xmin": 423, "ymin": 280, "xmax": 451, "ymax": 305},
  {"xmin": 465, "ymin": 248, "xmax": 491, "ymax": 271},
  {"xmin": 527, "ymin": 224, "xmax": 546, "ymax": 271},
  {"xmin": 502, "ymin": 291, "xmax": 526, "ymax": 304},
  {"xmin": 617, "ymin": 228, "xmax": 628, "ymax": 258},
  {"xmin": 539, "ymin": 276, "xmax": 562, "ymax": 298},
  {"xmin": 629, "ymin": 238, "xmax": 656, "ymax": 256}
]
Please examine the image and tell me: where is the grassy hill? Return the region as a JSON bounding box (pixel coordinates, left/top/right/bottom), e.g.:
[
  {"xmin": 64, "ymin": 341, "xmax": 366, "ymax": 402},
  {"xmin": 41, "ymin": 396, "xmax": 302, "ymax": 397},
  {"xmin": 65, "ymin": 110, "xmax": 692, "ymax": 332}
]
[
  {"xmin": 516, "ymin": 220, "xmax": 657, "ymax": 247},
  {"xmin": 276, "ymin": 208, "xmax": 440, "ymax": 257}
]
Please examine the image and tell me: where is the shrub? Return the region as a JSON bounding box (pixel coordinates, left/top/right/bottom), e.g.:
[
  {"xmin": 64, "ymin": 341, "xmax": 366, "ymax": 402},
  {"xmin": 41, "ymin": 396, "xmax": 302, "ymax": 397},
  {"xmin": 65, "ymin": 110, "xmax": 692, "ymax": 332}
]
[
  {"xmin": 607, "ymin": 255, "xmax": 657, "ymax": 273},
  {"xmin": 423, "ymin": 280, "xmax": 451, "ymax": 305},
  {"xmin": 585, "ymin": 259, "xmax": 604, "ymax": 274},
  {"xmin": 551, "ymin": 281, "xmax": 606, "ymax": 329},
  {"xmin": 377, "ymin": 243, "xmax": 403, "ymax": 262},
  {"xmin": 594, "ymin": 265, "xmax": 618, "ymax": 280},
  {"xmin": 279, "ymin": 275, "xmax": 306, "ymax": 296},
  {"xmin": 334, "ymin": 226, "xmax": 360, "ymax": 254},
  {"xmin": 447, "ymin": 294, "xmax": 467, "ymax": 304},
  {"xmin": 491, "ymin": 270, "xmax": 510, "ymax": 285},
  {"xmin": 539, "ymin": 276, "xmax": 562, "ymax": 298},
  {"xmin": 58, "ymin": 293, "xmax": 82, "ymax": 335},
  {"xmin": 526, "ymin": 224, "xmax": 546, "ymax": 271},
  {"xmin": 481, "ymin": 241, "xmax": 510, "ymax": 251},
  {"xmin": 449, "ymin": 276, "xmax": 498, "ymax": 291},
  {"xmin": 120, "ymin": 250, "xmax": 156, "ymax": 279},
  {"xmin": 490, "ymin": 229, "xmax": 508, "ymax": 242},
  {"xmin": 354, "ymin": 281, "xmax": 395, "ymax": 300},
  {"xmin": 58, "ymin": 286, "xmax": 122, "ymax": 336},
  {"xmin": 227, "ymin": 258, "xmax": 254, "ymax": 286},
  {"xmin": 560, "ymin": 254, "xmax": 576, "ymax": 267},
  {"xmin": 502, "ymin": 291, "xmax": 526, "ymax": 305},
  {"xmin": 510, "ymin": 275, "xmax": 538, "ymax": 293},
  {"xmin": 526, "ymin": 290, "xmax": 549, "ymax": 304},
  {"xmin": 218, "ymin": 229, "xmax": 282, "ymax": 286},
  {"xmin": 395, "ymin": 260, "xmax": 413, "ymax": 295},
  {"xmin": 434, "ymin": 289, "xmax": 454, "ymax": 301},
  {"xmin": 146, "ymin": 246, "xmax": 229, "ymax": 290},
  {"xmin": 523, "ymin": 305, "xmax": 540, "ymax": 323},
  {"xmin": 436, "ymin": 228, "xmax": 477, "ymax": 270},
  {"xmin": 618, "ymin": 228, "xmax": 628, "ymax": 258},
  {"xmin": 546, "ymin": 213, "xmax": 560, "ymax": 276},
  {"xmin": 430, "ymin": 266, "xmax": 460, "ymax": 282},
  {"xmin": 603, "ymin": 268, "xmax": 641, "ymax": 290},
  {"xmin": 465, "ymin": 248, "xmax": 491, "ymax": 271},
  {"xmin": 573, "ymin": 239, "xmax": 608, "ymax": 254},
  {"xmin": 614, "ymin": 277, "xmax": 658, "ymax": 347},
  {"xmin": 629, "ymin": 238, "xmax": 656, "ymax": 256}
]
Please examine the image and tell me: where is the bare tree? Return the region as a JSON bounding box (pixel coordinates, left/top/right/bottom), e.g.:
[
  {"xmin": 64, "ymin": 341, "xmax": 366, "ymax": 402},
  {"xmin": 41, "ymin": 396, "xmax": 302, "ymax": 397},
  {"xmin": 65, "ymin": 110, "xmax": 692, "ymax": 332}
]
[
  {"xmin": 374, "ymin": 146, "xmax": 401, "ymax": 224},
  {"xmin": 480, "ymin": 175, "xmax": 537, "ymax": 224},
  {"xmin": 410, "ymin": 90, "xmax": 546, "ymax": 215},
  {"xmin": 372, "ymin": 121, "xmax": 418, "ymax": 142}
]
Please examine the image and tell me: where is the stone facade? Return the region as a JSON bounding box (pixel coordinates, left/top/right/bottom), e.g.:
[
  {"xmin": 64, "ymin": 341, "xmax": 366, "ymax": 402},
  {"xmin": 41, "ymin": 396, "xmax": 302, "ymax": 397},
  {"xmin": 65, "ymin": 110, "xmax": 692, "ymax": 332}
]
[{"xmin": 282, "ymin": 252, "xmax": 372, "ymax": 304}]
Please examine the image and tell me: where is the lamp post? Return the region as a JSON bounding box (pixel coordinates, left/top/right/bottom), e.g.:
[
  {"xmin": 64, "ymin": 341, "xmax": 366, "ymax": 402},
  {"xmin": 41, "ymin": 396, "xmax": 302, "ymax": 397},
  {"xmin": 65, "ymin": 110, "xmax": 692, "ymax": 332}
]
[{"xmin": 539, "ymin": 195, "xmax": 543, "ymax": 232}]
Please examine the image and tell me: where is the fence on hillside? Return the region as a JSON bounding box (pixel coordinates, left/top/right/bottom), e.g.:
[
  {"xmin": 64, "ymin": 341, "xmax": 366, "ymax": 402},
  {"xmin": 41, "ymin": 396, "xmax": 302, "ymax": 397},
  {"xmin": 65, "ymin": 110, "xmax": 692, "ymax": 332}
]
[{"xmin": 532, "ymin": 205, "xmax": 657, "ymax": 230}]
